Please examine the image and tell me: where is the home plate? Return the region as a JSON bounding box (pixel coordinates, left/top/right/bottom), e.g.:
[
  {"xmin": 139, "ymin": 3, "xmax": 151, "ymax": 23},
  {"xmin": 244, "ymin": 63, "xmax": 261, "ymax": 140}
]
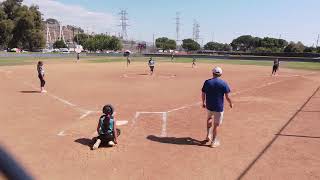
[{"xmin": 116, "ymin": 120, "xmax": 128, "ymax": 126}]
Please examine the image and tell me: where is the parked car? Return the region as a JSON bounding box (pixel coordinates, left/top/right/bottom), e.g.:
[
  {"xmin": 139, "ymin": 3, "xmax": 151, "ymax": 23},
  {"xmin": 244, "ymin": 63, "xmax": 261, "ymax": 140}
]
[
  {"xmin": 42, "ymin": 49, "xmax": 53, "ymax": 53},
  {"xmin": 9, "ymin": 48, "xmax": 21, "ymax": 53},
  {"xmin": 59, "ymin": 48, "xmax": 70, "ymax": 53}
]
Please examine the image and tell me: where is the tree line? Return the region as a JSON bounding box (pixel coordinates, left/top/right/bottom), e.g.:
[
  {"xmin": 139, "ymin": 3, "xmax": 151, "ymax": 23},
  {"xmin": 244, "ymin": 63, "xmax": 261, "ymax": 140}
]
[
  {"xmin": 0, "ymin": 0, "xmax": 44, "ymax": 51},
  {"xmin": 155, "ymin": 35, "xmax": 320, "ymax": 53},
  {"xmin": 72, "ymin": 33, "xmax": 122, "ymax": 52}
]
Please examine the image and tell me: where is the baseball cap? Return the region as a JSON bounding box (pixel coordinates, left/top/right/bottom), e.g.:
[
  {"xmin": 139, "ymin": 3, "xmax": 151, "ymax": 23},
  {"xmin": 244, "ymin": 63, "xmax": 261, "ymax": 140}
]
[{"xmin": 212, "ymin": 67, "xmax": 223, "ymax": 75}]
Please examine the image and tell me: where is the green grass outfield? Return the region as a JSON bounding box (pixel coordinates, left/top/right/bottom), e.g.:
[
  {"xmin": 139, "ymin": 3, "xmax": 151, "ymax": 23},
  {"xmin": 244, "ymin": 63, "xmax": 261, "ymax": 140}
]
[{"xmin": 1, "ymin": 56, "xmax": 320, "ymax": 70}]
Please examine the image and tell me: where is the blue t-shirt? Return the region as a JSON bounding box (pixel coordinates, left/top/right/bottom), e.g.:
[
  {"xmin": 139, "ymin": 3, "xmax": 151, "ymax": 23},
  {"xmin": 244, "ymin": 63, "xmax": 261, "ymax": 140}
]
[{"xmin": 202, "ymin": 78, "xmax": 230, "ymax": 112}]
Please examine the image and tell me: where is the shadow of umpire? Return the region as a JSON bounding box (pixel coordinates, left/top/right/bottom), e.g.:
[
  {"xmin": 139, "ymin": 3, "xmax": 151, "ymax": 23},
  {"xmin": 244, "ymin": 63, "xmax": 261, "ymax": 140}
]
[{"xmin": 146, "ymin": 135, "xmax": 209, "ymax": 147}]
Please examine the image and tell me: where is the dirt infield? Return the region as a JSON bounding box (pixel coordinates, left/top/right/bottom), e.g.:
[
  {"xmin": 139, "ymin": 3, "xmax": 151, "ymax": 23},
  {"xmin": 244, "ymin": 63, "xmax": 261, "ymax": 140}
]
[{"xmin": 0, "ymin": 60, "xmax": 319, "ymax": 180}]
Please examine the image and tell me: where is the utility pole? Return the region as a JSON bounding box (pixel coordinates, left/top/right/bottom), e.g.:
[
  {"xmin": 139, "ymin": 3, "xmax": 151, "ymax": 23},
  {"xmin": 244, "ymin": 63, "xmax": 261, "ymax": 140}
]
[
  {"xmin": 118, "ymin": 9, "xmax": 129, "ymax": 40},
  {"xmin": 86, "ymin": 27, "xmax": 89, "ymax": 39},
  {"xmin": 175, "ymin": 12, "xmax": 181, "ymax": 46},
  {"xmin": 153, "ymin": 33, "xmax": 155, "ymax": 50}
]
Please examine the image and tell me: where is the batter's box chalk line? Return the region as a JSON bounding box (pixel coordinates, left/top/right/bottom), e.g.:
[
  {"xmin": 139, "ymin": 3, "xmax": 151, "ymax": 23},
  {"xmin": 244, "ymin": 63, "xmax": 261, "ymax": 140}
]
[{"xmin": 131, "ymin": 111, "xmax": 168, "ymax": 137}]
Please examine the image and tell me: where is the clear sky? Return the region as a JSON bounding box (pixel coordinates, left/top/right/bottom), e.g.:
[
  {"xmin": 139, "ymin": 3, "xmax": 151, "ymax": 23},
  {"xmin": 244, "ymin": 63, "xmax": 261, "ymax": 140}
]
[{"xmin": 23, "ymin": 0, "xmax": 320, "ymax": 46}]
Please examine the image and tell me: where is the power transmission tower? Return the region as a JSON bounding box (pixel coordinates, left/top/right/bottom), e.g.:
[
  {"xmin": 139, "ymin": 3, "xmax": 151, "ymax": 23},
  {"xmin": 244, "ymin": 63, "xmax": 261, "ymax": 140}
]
[
  {"xmin": 118, "ymin": 10, "xmax": 129, "ymax": 40},
  {"xmin": 175, "ymin": 12, "xmax": 181, "ymax": 45},
  {"xmin": 316, "ymin": 34, "xmax": 319, "ymax": 47},
  {"xmin": 193, "ymin": 20, "xmax": 200, "ymax": 43}
]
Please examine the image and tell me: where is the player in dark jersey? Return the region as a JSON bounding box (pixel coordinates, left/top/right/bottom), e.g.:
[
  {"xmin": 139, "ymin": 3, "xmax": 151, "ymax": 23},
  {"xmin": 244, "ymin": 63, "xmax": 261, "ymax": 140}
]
[
  {"xmin": 127, "ymin": 56, "xmax": 131, "ymax": 67},
  {"xmin": 192, "ymin": 57, "xmax": 197, "ymax": 68},
  {"xmin": 272, "ymin": 58, "xmax": 280, "ymax": 76},
  {"xmin": 76, "ymin": 53, "xmax": 80, "ymax": 62},
  {"xmin": 171, "ymin": 52, "xmax": 174, "ymax": 62},
  {"xmin": 37, "ymin": 61, "xmax": 46, "ymax": 93},
  {"xmin": 148, "ymin": 57, "xmax": 155, "ymax": 75}
]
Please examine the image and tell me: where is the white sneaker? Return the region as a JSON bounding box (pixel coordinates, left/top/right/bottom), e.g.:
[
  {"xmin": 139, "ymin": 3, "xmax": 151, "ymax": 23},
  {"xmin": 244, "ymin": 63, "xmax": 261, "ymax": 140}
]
[
  {"xmin": 108, "ymin": 141, "xmax": 115, "ymax": 146},
  {"xmin": 210, "ymin": 140, "xmax": 220, "ymax": 148},
  {"xmin": 92, "ymin": 139, "xmax": 101, "ymax": 150},
  {"xmin": 205, "ymin": 136, "xmax": 211, "ymax": 142},
  {"xmin": 41, "ymin": 90, "xmax": 47, "ymax": 93}
]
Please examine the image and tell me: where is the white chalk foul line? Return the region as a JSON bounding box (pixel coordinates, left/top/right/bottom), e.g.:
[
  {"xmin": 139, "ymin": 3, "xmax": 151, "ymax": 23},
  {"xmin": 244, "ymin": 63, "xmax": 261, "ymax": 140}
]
[
  {"xmin": 161, "ymin": 112, "xmax": 168, "ymax": 137},
  {"xmin": 23, "ymin": 81, "xmax": 94, "ymax": 117},
  {"xmin": 167, "ymin": 102, "xmax": 202, "ymax": 113},
  {"xmin": 49, "ymin": 94, "xmax": 76, "ymax": 107},
  {"xmin": 138, "ymin": 111, "xmax": 166, "ymax": 114},
  {"xmin": 79, "ymin": 111, "xmax": 92, "ymax": 119},
  {"xmin": 57, "ymin": 131, "xmax": 66, "ymax": 136}
]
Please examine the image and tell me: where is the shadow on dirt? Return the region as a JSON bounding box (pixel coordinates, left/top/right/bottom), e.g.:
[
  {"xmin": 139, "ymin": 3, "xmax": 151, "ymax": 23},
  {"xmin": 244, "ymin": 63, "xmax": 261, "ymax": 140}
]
[
  {"xmin": 74, "ymin": 137, "xmax": 117, "ymax": 150},
  {"xmin": 74, "ymin": 138, "xmax": 93, "ymax": 148},
  {"xmin": 20, "ymin": 90, "xmax": 40, "ymax": 93},
  {"xmin": 146, "ymin": 135, "xmax": 209, "ymax": 147}
]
